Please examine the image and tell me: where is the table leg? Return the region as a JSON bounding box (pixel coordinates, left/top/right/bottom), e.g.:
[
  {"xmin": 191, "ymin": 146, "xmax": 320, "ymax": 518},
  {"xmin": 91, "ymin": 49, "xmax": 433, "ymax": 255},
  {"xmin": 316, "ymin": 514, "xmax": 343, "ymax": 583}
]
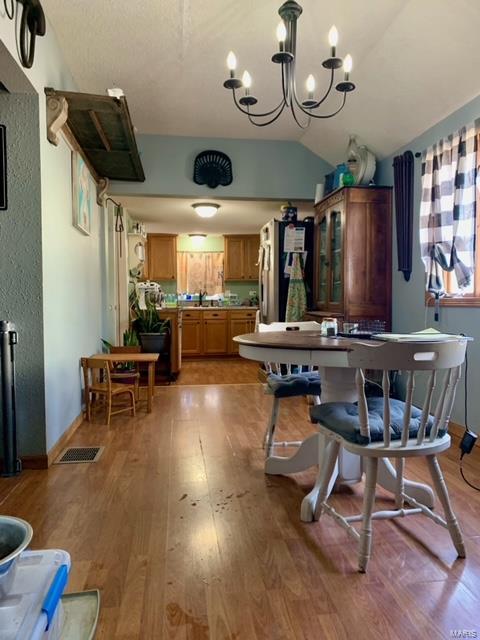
[
  {"xmin": 265, "ymin": 432, "xmax": 321, "ymax": 475},
  {"xmin": 147, "ymin": 362, "xmax": 154, "ymax": 412},
  {"xmin": 300, "ymin": 435, "xmax": 339, "ymax": 522}
]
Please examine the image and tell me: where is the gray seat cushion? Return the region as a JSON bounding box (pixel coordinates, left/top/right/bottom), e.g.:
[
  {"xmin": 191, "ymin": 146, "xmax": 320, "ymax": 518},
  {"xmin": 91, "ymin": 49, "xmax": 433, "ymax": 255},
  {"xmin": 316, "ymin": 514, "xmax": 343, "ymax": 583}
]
[
  {"xmin": 310, "ymin": 397, "xmax": 437, "ymax": 445},
  {"xmin": 295, "ymin": 371, "xmax": 321, "ymax": 396},
  {"xmin": 267, "ymin": 370, "xmax": 321, "ymax": 398}
]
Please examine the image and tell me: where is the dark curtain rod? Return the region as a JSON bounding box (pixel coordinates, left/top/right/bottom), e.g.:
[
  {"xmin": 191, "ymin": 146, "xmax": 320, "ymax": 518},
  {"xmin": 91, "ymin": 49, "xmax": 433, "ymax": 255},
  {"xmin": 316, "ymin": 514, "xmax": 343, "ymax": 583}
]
[{"xmin": 392, "ymin": 151, "xmax": 422, "ymax": 167}]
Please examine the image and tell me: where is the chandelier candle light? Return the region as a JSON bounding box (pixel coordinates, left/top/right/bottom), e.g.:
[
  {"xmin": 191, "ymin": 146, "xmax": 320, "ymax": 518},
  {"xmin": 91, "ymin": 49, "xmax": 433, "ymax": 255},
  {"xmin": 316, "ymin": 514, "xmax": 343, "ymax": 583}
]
[{"xmin": 223, "ymin": 1, "xmax": 355, "ymax": 128}]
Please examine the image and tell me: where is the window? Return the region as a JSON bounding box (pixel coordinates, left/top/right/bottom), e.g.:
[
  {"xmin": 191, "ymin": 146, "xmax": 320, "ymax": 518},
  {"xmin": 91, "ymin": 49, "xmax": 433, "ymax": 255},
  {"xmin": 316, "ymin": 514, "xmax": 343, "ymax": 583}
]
[
  {"xmin": 177, "ymin": 252, "xmax": 224, "ymax": 295},
  {"xmin": 423, "ymin": 130, "xmax": 480, "ymax": 307}
]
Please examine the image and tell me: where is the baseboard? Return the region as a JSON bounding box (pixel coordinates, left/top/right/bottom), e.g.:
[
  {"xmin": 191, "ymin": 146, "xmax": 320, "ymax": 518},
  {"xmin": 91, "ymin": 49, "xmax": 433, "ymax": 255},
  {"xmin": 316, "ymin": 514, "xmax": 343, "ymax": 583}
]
[
  {"xmin": 20, "ymin": 412, "xmax": 84, "ymax": 470},
  {"xmin": 46, "ymin": 413, "xmax": 84, "ymax": 466},
  {"xmin": 449, "ymin": 421, "xmax": 466, "ymax": 440}
]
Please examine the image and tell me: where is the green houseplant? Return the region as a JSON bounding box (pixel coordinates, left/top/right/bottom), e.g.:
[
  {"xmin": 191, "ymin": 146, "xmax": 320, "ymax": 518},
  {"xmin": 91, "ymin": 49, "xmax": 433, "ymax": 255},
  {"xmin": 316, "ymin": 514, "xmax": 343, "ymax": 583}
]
[
  {"xmin": 101, "ymin": 329, "xmax": 141, "ymax": 372},
  {"xmin": 132, "ymin": 299, "xmax": 170, "ymax": 354}
]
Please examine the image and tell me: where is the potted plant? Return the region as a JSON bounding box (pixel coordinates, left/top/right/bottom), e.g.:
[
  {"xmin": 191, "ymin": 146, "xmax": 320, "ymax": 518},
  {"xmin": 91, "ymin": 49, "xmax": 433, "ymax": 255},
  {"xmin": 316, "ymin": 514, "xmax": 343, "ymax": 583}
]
[
  {"xmin": 132, "ymin": 300, "xmax": 170, "ymax": 353},
  {"xmin": 101, "ymin": 329, "xmax": 140, "ymax": 375}
]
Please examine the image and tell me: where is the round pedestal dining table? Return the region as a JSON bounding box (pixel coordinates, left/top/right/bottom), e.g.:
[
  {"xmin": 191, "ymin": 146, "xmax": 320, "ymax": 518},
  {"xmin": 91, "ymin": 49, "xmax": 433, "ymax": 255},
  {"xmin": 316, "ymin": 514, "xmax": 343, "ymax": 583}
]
[{"xmin": 234, "ymin": 331, "xmax": 435, "ymax": 522}]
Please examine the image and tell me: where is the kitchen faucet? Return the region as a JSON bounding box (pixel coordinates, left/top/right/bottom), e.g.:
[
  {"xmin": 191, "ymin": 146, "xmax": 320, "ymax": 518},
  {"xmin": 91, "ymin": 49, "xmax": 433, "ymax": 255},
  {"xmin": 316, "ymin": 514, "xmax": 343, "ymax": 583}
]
[{"xmin": 199, "ymin": 290, "xmax": 208, "ymax": 306}]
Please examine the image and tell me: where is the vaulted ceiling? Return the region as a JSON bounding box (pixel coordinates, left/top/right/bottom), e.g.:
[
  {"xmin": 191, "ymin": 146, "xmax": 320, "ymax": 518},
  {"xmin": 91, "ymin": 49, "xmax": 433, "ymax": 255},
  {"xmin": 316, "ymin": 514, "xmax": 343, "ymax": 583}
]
[{"xmin": 43, "ymin": 0, "xmax": 480, "ymax": 164}]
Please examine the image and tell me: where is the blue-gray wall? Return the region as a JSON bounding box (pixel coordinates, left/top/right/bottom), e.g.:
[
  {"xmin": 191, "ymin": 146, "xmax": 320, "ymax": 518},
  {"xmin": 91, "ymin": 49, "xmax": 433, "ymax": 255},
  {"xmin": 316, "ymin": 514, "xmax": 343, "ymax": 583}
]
[
  {"xmin": 110, "ymin": 135, "xmax": 333, "ymax": 199},
  {"xmin": 0, "ymin": 92, "xmax": 47, "ymax": 455},
  {"xmin": 2, "ymin": 13, "xmax": 104, "ymax": 456},
  {"xmin": 376, "ymin": 93, "xmax": 480, "ymax": 432}
]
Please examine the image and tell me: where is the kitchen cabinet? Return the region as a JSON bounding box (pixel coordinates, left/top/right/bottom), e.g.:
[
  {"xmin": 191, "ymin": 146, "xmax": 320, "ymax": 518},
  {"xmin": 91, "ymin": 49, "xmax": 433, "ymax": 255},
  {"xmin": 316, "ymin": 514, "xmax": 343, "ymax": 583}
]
[
  {"xmin": 146, "ymin": 234, "xmax": 177, "ymax": 281},
  {"xmin": 203, "ymin": 310, "xmax": 228, "ymax": 354},
  {"xmin": 224, "ymin": 235, "xmax": 260, "ymax": 281},
  {"xmin": 181, "ymin": 310, "xmax": 203, "ymax": 355},
  {"xmin": 244, "ymin": 235, "xmax": 260, "ymax": 280},
  {"xmin": 229, "ymin": 309, "xmax": 257, "ymax": 354},
  {"xmin": 181, "ymin": 308, "xmax": 258, "ymax": 357},
  {"xmin": 310, "ymin": 187, "xmax": 392, "ymax": 328},
  {"xmin": 224, "ymin": 236, "xmax": 244, "ymax": 280}
]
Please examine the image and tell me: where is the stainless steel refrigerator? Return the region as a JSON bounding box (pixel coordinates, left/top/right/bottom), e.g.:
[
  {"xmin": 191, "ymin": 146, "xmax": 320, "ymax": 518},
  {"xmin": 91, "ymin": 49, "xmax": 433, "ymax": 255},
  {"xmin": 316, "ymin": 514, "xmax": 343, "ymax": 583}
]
[{"xmin": 258, "ymin": 218, "xmax": 314, "ymax": 323}]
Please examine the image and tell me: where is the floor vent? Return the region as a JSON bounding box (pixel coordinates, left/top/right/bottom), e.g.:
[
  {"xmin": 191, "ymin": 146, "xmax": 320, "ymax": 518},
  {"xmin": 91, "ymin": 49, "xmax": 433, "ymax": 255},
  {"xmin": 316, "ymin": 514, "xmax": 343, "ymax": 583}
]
[{"xmin": 54, "ymin": 446, "xmax": 104, "ymax": 465}]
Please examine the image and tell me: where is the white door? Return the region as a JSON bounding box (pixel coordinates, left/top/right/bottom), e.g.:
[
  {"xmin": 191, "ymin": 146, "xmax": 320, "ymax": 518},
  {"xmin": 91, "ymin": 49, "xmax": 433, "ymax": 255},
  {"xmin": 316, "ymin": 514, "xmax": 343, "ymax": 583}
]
[{"xmin": 101, "ymin": 200, "xmax": 119, "ymax": 344}]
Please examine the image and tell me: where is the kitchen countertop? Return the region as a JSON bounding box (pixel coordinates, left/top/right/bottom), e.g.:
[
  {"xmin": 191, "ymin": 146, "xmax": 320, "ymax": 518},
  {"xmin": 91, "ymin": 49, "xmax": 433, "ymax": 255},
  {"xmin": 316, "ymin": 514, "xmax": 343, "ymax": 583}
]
[{"xmin": 180, "ymin": 306, "xmax": 258, "ymax": 310}]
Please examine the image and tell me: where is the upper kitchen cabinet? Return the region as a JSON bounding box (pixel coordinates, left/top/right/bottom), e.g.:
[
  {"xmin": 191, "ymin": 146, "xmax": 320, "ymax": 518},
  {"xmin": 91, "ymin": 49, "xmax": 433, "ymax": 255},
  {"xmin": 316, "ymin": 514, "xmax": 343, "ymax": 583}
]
[
  {"xmin": 146, "ymin": 234, "xmax": 177, "ymax": 281},
  {"xmin": 312, "ymin": 187, "xmax": 392, "ymax": 328},
  {"xmin": 224, "ymin": 234, "xmax": 260, "ymax": 281}
]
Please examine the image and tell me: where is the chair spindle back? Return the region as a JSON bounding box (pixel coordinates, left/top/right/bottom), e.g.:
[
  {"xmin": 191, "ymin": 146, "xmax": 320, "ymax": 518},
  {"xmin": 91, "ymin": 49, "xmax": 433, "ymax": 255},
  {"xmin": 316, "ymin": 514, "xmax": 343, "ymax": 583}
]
[
  {"xmin": 257, "ymin": 321, "xmax": 322, "ymax": 374},
  {"xmin": 348, "ymin": 340, "xmax": 467, "ymax": 447},
  {"xmin": 81, "ymin": 357, "xmax": 112, "ymax": 393}
]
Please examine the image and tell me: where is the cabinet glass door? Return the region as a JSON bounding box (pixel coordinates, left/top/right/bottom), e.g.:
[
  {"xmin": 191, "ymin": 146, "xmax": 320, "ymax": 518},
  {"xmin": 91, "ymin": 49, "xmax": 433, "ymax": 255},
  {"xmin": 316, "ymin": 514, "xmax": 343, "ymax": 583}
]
[
  {"xmin": 317, "ymin": 215, "xmax": 328, "ymax": 304},
  {"xmin": 329, "ymin": 210, "xmax": 343, "ymax": 305}
]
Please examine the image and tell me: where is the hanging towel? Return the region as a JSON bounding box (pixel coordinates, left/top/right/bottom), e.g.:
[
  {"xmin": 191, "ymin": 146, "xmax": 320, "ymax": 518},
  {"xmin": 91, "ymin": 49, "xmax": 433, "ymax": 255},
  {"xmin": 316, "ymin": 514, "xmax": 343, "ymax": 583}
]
[{"xmin": 285, "ymin": 253, "xmax": 307, "ymax": 321}]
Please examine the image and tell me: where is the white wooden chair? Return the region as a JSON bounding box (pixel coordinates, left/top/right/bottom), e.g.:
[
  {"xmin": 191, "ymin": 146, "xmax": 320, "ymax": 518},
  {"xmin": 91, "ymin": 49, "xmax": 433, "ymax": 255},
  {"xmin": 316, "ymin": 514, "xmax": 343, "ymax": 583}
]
[
  {"xmin": 310, "ymin": 339, "xmax": 467, "ymax": 573},
  {"xmin": 258, "ymin": 318, "xmax": 322, "ymax": 458}
]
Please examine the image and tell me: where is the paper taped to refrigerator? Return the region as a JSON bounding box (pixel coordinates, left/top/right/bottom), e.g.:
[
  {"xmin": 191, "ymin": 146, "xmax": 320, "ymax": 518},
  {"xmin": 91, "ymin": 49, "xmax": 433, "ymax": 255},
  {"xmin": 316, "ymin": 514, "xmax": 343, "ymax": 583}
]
[{"xmin": 283, "ymin": 226, "xmax": 305, "ymax": 252}]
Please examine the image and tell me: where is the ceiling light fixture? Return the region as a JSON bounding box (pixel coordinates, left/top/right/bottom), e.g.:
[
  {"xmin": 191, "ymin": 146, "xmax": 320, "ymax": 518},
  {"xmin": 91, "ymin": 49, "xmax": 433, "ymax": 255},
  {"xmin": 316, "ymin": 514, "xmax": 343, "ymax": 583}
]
[
  {"xmin": 188, "ymin": 233, "xmax": 207, "ymax": 247},
  {"xmin": 192, "ymin": 203, "xmax": 220, "ymax": 218},
  {"xmin": 223, "ymin": 1, "xmax": 355, "ymax": 129}
]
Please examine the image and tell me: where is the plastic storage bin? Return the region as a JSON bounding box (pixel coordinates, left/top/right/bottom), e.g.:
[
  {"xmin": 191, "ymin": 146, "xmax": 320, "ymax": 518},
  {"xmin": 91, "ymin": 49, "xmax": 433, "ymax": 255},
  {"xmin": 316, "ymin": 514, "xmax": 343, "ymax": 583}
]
[{"xmin": 0, "ymin": 549, "xmax": 70, "ymax": 640}]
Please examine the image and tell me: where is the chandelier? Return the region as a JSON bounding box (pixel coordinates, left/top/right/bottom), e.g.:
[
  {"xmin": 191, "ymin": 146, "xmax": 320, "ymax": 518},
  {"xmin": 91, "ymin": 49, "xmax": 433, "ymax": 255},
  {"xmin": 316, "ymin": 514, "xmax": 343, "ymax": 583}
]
[{"xmin": 222, "ymin": 0, "xmax": 355, "ymax": 128}]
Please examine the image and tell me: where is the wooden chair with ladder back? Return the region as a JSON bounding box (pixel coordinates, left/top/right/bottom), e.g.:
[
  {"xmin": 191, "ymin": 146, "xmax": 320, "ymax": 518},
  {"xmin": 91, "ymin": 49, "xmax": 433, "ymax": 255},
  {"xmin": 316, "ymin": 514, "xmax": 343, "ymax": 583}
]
[
  {"xmin": 109, "ymin": 345, "xmax": 141, "ymax": 401},
  {"xmin": 81, "ymin": 357, "xmax": 136, "ymax": 426}
]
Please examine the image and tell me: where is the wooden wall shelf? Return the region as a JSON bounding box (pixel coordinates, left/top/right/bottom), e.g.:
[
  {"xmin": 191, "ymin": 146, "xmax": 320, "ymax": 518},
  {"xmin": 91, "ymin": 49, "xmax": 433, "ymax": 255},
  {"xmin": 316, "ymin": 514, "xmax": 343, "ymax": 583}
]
[{"xmin": 45, "ymin": 87, "xmax": 145, "ymax": 183}]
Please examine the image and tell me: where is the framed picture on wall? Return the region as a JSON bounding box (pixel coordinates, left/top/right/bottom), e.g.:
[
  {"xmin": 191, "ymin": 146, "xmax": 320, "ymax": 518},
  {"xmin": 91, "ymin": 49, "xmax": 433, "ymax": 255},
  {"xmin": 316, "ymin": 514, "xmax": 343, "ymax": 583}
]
[
  {"xmin": 0, "ymin": 124, "xmax": 7, "ymax": 211},
  {"xmin": 71, "ymin": 150, "xmax": 94, "ymax": 235}
]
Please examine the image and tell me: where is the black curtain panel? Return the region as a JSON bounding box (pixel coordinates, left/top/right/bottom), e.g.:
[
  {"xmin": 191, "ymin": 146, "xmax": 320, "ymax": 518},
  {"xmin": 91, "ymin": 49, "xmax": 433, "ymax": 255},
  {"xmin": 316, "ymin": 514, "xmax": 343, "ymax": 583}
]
[{"xmin": 393, "ymin": 151, "xmax": 414, "ymax": 281}]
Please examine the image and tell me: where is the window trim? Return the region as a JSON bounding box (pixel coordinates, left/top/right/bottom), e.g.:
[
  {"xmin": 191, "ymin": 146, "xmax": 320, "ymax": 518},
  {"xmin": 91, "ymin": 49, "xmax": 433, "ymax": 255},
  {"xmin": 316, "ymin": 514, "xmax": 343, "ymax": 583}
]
[{"xmin": 423, "ymin": 132, "xmax": 480, "ymax": 308}]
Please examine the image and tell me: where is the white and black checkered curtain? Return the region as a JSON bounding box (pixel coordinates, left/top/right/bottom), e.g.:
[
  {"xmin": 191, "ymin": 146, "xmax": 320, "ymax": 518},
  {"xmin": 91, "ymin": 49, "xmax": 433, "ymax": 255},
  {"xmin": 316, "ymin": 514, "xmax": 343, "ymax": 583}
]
[{"xmin": 419, "ymin": 123, "xmax": 477, "ymax": 292}]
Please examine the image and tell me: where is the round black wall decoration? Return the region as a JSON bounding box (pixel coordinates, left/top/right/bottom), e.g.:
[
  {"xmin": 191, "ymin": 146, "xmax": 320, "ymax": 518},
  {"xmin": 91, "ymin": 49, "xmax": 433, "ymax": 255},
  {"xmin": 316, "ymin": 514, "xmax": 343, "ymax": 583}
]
[{"xmin": 193, "ymin": 150, "xmax": 233, "ymax": 189}]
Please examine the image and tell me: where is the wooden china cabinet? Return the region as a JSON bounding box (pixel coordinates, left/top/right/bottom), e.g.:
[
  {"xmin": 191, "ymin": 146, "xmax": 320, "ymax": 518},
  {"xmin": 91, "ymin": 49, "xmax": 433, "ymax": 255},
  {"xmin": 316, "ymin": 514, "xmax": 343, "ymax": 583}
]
[{"xmin": 308, "ymin": 187, "xmax": 392, "ymax": 329}]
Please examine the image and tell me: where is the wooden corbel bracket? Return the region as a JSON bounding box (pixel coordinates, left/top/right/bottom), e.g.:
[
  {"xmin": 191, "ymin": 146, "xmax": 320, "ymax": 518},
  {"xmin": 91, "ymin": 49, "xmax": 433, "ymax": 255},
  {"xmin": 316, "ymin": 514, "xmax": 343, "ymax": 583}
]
[
  {"xmin": 46, "ymin": 95, "xmax": 68, "ymax": 146},
  {"xmin": 96, "ymin": 177, "xmax": 110, "ymax": 205}
]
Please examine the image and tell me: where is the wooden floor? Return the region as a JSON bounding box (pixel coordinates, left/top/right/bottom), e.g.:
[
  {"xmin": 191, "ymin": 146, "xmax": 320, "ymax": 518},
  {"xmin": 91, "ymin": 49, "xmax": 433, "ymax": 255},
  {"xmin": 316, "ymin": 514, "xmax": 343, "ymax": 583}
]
[
  {"xmin": 176, "ymin": 358, "xmax": 260, "ymax": 385},
  {"xmin": 1, "ymin": 380, "xmax": 480, "ymax": 639}
]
